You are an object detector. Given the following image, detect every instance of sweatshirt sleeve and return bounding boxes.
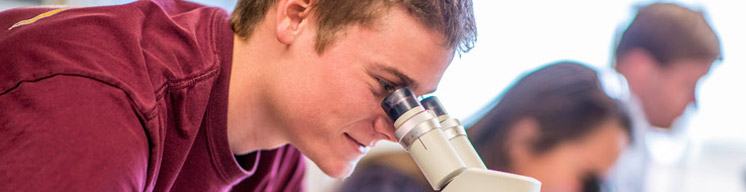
[0,75,150,191]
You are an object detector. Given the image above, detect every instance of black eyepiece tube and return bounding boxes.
[420,96,447,117]
[381,87,421,121]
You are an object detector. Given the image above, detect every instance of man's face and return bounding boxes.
[641,59,713,128]
[270,7,454,178]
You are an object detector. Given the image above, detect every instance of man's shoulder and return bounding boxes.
[0,75,151,191]
[0,2,157,91]
[0,2,150,41]
[0,1,231,114]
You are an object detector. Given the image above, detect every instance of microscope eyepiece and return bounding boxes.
[380,88,539,192]
[421,96,448,117]
[381,87,421,121]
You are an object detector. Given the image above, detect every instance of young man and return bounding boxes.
[607,3,721,192]
[0,0,476,191]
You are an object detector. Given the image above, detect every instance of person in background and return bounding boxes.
[0,0,476,191]
[607,3,721,191]
[338,62,632,192]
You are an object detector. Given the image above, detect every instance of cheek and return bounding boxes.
[518,151,582,192]
[650,77,686,118]
[330,80,381,120]
[664,81,693,116]
[310,66,369,116]
[661,76,697,111]
[530,164,582,192]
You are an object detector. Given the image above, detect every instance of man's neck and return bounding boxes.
[226,34,288,155]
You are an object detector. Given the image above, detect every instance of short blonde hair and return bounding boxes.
[230,0,477,54]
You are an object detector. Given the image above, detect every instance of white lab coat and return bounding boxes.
[599,70,651,192]
[605,94,651,192]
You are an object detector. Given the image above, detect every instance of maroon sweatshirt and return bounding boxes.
[0,1,304,191]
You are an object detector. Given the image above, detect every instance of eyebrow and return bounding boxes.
[375,64,436,95]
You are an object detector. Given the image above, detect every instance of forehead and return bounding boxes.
[366,7,455,95]
[329,6,454,96]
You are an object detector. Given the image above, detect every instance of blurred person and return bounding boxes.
[0,0,476,191]
[607,3,721,192]
[337,62,632,192]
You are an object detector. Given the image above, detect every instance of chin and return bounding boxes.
[648,114,674,128]
[316,159,357,179]
[655,117,677,129]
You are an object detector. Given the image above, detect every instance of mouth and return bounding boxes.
[344,133,370,154]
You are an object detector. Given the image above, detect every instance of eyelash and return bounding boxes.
[376,77,397,94]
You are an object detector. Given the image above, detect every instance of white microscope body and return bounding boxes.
[381,87,541,192]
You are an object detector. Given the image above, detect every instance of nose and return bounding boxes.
[692,96,698,109]
[690,90,698,109]
[373,115,397,143]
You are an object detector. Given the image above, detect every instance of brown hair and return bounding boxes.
[230,0,477,53]
[615,3,721,67]
[467,62,631,171]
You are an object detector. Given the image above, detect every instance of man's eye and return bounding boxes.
[377,77,396,93]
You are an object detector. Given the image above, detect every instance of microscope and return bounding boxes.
[381,87,541,192]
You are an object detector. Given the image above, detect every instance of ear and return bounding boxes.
[506,118,540,167]
[616,48,659,87]
[276,0,314,45]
